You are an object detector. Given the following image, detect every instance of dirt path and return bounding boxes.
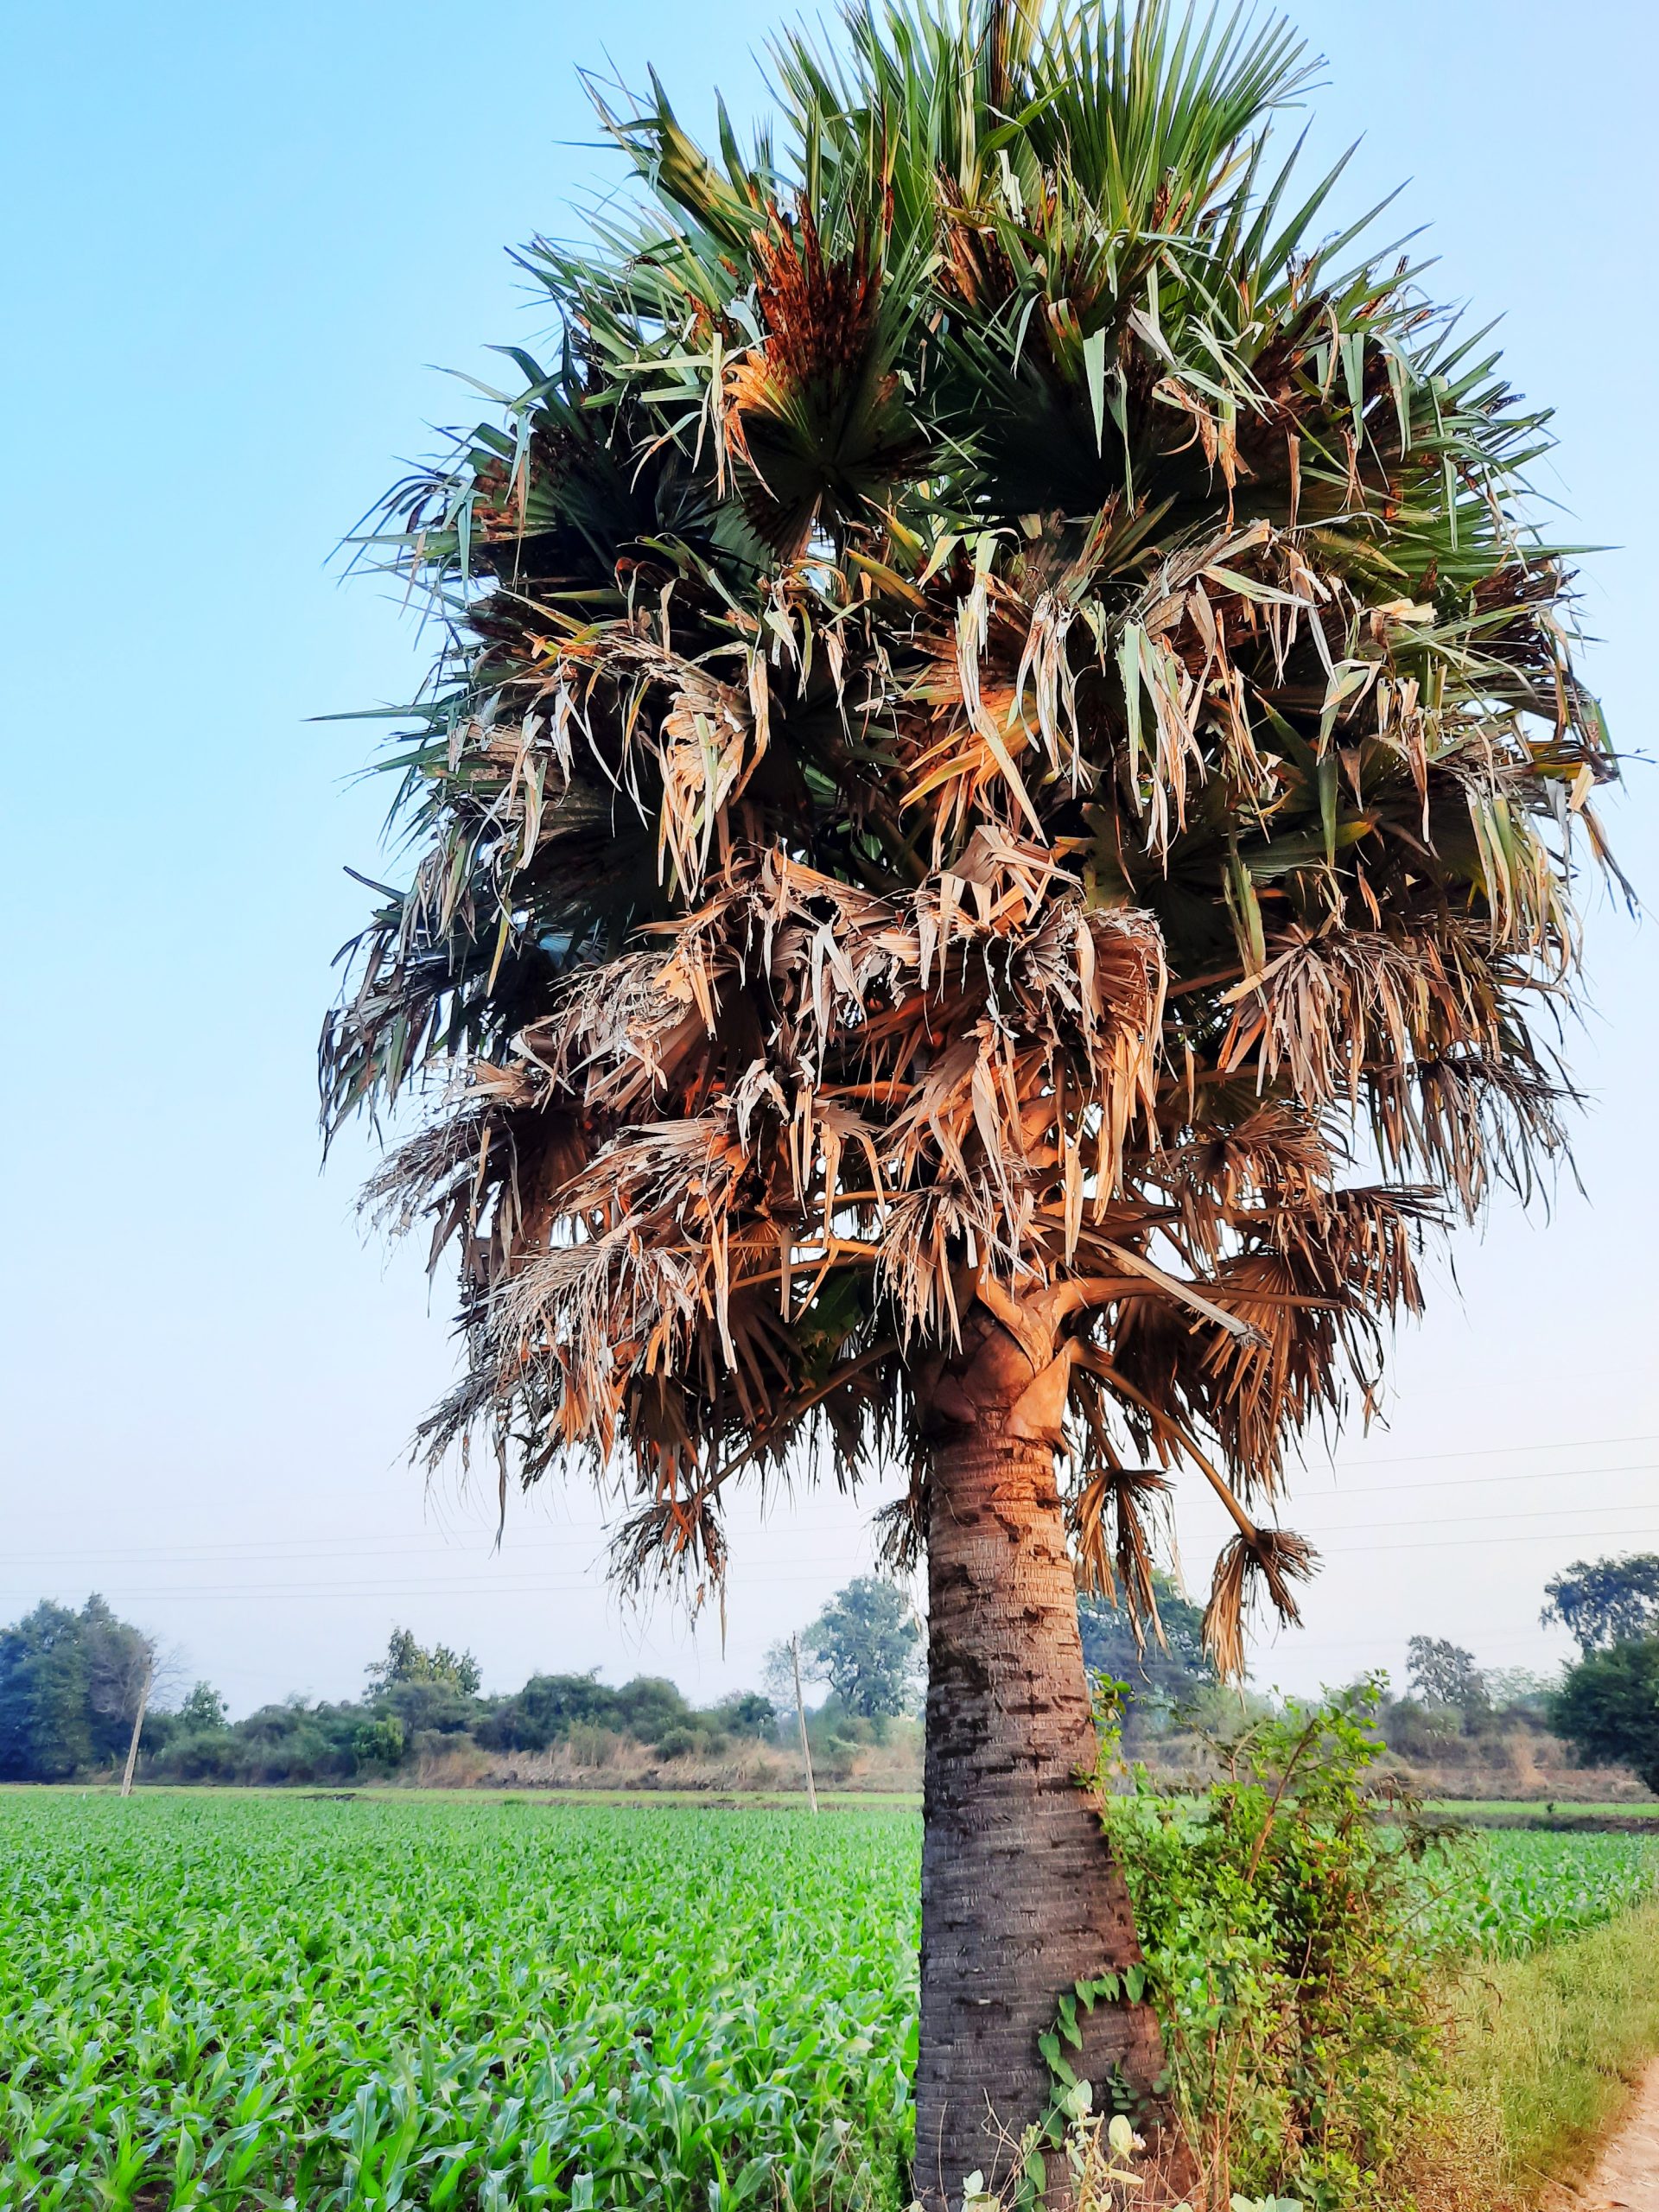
[1562,2059,1659,2209]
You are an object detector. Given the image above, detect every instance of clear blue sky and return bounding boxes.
[3,0,1656,1715]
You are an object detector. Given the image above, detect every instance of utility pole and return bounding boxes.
[119,1657,154,1799]
[790,1634,818,1815]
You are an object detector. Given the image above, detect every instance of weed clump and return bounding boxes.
[1100,1679,1450,2212]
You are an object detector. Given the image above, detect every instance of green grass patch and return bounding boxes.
[1424,1800,1659,1816]
[1409,1900,1659,2209]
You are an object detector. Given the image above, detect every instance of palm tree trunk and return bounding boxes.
[914,1420,1184,2210]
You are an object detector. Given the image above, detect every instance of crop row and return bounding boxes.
[1,1796,918,2211]
[1416,1829,1659,1958]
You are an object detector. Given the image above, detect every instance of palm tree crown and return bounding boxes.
[324,0,1617,1674]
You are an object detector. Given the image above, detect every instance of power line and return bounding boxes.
[0,1564,879,1605]
[10,1452,1657,1573]
[12,1428,1658,1551]
[1293,1458,1659,1502]
[1291,1427,1659,1473]
[1,1499,889,1569]
[7,1477,1658,1583]
[1316,1521,1659,1559]
[6,1496,1650,1591]
[1252,1628,1567,1656]
[6,1516,1659,1606]
[1292,1491,1659,1541]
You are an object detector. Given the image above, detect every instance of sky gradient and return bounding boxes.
[3,0,1656,1714]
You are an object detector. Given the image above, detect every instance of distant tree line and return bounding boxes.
[146,1630,784,1788]
[0,1582,913,1788]
[1077,1554,1659,1804]
[1078,1586,1556,1758]
[1299,1556,1659,1796]
[8,1553,1657,1793]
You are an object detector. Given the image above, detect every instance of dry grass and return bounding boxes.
[409,1730,923,1795]
[1408,1902,1659,2211]
[1381,1743,1650,1805]
[1127,1723,1646,1805]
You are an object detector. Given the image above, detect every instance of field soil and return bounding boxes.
[1451,1810,1659,1834]
[1548,2056,1659,2210]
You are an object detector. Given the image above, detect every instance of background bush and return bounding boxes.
[1103,1680,1447,2212]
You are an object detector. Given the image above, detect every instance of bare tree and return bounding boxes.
[790,1634,819,1816]
[88,1627,181,1796]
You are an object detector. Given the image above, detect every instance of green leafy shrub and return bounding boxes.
[1100,1680,1446,2212]
[350,1715,405,1774]
[1549,1637,1659,1793]
[151,1725,242,1783]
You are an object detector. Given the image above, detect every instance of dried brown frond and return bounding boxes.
[1203,1528,1319,1681]
[1070,1466,1173,1645]
[610,1483,729,1611]
[1370,1049,1575,1216]
[874,1463,930,1576]
[329,51,1618,1655]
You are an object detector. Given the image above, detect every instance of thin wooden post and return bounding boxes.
[119,1661,154,1799]
[790,1634,818,1815]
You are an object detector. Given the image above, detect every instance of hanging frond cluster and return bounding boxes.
[325,0,1618,1669]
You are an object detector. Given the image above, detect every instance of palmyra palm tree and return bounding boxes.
[323,1,1617,2199]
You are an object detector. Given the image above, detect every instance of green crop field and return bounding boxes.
[3,1794,1656,2210]
[1,1796,918,2212]
[1417,1830,1659,1957]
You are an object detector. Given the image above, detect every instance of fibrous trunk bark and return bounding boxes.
[914,1420,1185,2210]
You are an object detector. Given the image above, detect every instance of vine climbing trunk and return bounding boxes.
[914,1415,1187,2211]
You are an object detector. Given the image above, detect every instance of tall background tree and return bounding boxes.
[323,0,1616,2195]
[1079,1571,1214,1716]
[1550,1642,1659,1796]
[803,1575,922,1719]
[175,1681,229,1733]
[1542,1554,1659,1801]
[366,1628,482,1696]
[1406,1634,1491,1726]
[0,1597,163,1783]
[1541,1554,1659,1654]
